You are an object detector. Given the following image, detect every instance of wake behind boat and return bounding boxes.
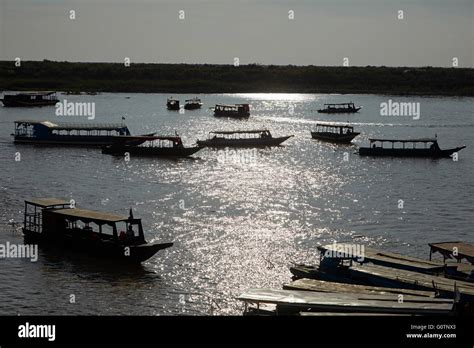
[22,198,173,263]
[311,124,360,144]
[358,138,466,158]
[102,135,201,157]
[196,130,293,148]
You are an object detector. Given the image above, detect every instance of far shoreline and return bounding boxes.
[1,61,473,97]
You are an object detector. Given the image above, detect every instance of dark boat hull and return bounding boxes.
[317,107,361,114]
[311,132,360,144]
[359,146,465,158]
[23,228,173,263]
[184,104,202,110]
[1,99,59,107]
[102,145,201,157]
[197,136,293,148]
[214,111,250,118]
[13,133,155,147]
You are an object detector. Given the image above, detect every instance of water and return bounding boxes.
[0,93,473,315]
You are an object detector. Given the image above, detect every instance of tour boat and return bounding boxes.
[317,102,361,114]
[167,98,180,110]
[196,130,293,148]
[311,124,360,143]
[1,91,59,107]
[213,104,250,118]
[184,98,203,110]
[22,198,173,263]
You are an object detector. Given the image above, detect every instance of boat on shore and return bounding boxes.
[12,120,154,146]
[317,102,361,114]
[358,138,466,158]
[102,135,201,157]
[196,130,293,148]
[167,97,180,110]
[213,104,250,118]
[22,198,173,263]
[311,124,360,143]
[184,98,203,110]
[1,91,59,107]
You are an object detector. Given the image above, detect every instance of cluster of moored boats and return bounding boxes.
[238,242,474,316]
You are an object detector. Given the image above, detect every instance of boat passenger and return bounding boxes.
[126,225,135,239]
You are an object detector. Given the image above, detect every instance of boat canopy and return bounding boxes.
[429,242,474,264]
[25,198,70,208]
[49,208,129,224]
[324,103,355,106]
[369,138,437,143]
[210,130,269,135]
[185,98,201,102]
[14,120,129,132]
[10,91,56,96]
[316,123,354,130]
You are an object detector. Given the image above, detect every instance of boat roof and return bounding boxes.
[185,98,201,102]
[49,208,129,223]
[369,138,437,143]
[210,130,269,134]
[316,123,353,129]
[429,241,474,263]
[14,120,129,131]
[25,198,70,208]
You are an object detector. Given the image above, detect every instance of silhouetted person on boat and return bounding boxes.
[127,225,135,240]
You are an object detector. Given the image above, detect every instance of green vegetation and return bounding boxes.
[1,60,473,95]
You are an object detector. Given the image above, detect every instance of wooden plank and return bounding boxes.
[237,289,453,315]
[283,278,435,298]
[430,242,474,264]
[348,264,474,299]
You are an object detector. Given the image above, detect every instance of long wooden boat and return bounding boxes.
[22,198,173,263]
[359,138,465,158]
[311,124,360,143]
[317,243,452,275]
[1,91,59,107]
[238,288,453,315]
[197,130,293,148]
[167,98,180,110]
[213,104,250,118]
[317,102,361,114]
[12,120,154,146]
[102,135,201,157]
[283,278,436,297]
[429,241,474,265]
[184,98,202,110]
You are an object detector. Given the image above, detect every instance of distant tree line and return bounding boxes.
[0,60,472,95]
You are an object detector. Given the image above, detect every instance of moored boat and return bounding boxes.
[102,135,201,157]
[12,120,153,146]
[311,124,360,143]
[317,102,361,114]
[358,138,466,158]
[196,130,293,148]
[1,91,59,107]
[184,97,203,110]
[213,104,250,118]
[167,97,180,110]
[22,198,173,263]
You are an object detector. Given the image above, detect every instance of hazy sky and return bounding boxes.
[0,0,473,67]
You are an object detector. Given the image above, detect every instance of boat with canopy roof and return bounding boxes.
[197,130,293,148]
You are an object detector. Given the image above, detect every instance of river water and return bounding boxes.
[0,92,472,315]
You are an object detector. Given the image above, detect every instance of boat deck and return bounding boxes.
[238,288,453,315]
[430,241,474,264]
[283,278,435,297]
